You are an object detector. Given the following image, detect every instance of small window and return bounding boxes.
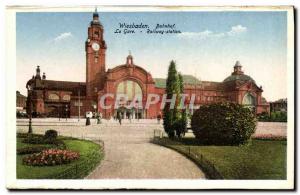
[95,56,98,63]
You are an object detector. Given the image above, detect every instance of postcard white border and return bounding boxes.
[6,5,294,190]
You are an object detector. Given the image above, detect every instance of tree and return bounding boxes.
[163,61,187,138]
[176,73,187,137]
[163,61,178,137]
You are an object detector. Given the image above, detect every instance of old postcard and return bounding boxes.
[6,6,294,189]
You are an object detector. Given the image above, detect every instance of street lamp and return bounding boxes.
[93,104,97,115]
[93,103,97,123]
[78,88,81,122]
[65,105,68,121]
[58,104,61,121]
[26,83,33,134]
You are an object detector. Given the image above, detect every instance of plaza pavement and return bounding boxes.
[16,118,287,179]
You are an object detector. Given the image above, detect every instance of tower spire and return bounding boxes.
[91,6,102,26]
[35,65,41,79]
[126,52,133,65]
[92,7,99,21]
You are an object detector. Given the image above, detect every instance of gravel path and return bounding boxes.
[86,126,205,179]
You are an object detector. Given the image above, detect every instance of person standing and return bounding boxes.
[129,112,132,123]
[100,112,102,123]
[97,112,102,124]
[157,112,162,124]
[117,112,122,125]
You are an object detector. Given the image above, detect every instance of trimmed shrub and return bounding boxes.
[22,136,45,144]
[17,146,48,155]
[17,133,43,139]
[22,136,66,149]
[22,149,80,166]
[191,102,256,145]
[44,129,58,140]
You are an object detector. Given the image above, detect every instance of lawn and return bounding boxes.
[17,136,104,179]
[154,138,286,179]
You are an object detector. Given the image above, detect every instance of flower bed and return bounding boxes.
[252,134,287,141]
[22,149,80,166]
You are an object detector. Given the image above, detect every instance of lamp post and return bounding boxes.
[78,89,81,122]
[93,103,97,123]
[26,84,33,134]
[93,104,97,114]
[65,105,68,121]
[58,104,61,121]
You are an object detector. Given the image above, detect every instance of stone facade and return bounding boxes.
[25,10,270,119]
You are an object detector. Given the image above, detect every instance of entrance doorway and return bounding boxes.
[115,107,144,119]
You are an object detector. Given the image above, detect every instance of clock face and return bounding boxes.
[92,42,100,51]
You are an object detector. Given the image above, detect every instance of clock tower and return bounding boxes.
[86,9,107,99]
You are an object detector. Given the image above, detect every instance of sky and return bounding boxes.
[16,11,287,101]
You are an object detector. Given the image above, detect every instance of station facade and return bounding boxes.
[26,11,270,119]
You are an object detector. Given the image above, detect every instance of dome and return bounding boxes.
[223,61,256,84]
[223,74,256,83]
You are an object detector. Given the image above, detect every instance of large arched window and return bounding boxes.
[242,93,256,108]
[115,80,144,119]
[116,80,142,101]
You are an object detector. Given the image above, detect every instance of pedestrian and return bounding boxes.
[86,116,91,126]
[129,112,132,123]
[157,112,162,124]
[117,112,122,125]
[96,112,102,124]
[99,112,102,124]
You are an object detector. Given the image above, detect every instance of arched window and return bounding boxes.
[115,80,144,119]
[116,80,142,101]
[242,93,256,108]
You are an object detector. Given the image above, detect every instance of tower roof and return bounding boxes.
[93,7,99,18]
[234,60,242,67]
[91,7,103,27]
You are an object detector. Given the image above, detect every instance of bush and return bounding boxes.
[22,149,80,166]
[22,136,66,149]
[17,146,48,155]
[191,103,256,145]
[257,112,270,121]
[257,111,287,122]
[17,133,43,139]
[44,130,58,140]
[22,136,45,144]
[270,111,287,122]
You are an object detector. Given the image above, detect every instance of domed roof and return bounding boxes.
[223,61,256,84]
[223,74,255,83]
